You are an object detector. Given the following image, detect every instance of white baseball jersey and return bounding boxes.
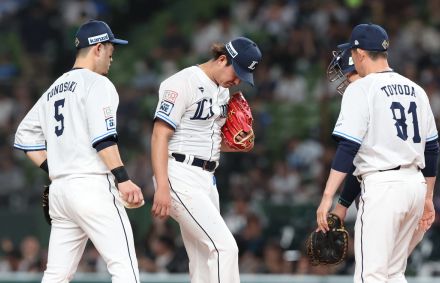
[14,68,119,179]
[333,71,438,176]
[154,66,229,162]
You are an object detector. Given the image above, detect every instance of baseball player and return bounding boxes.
[151,37,262,283]
[326,47,426,256]
[13,20,143,283]
[316,23,438,283]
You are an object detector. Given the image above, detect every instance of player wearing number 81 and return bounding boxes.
[316,23,438,283]
[13,20,143,282]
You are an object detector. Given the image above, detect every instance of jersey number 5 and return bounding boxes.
[54,99,65,137]
[390,101,421,143]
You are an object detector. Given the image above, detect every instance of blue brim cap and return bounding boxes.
[226,37,262,86]
[110,38,128,45]
[75,20,128,49]
[231,60,254,86]
[337,43,351,50]
[338,23,389,52]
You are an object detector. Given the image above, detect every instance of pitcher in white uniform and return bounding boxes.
[151,37,262,283]
[14,20,143,283]
[316,23,438,283]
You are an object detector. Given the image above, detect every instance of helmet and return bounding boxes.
[326,49,356,95]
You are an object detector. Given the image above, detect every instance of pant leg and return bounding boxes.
[354,170,425,283]
[62,176,140,283]
[387,179,425,283]
[42,181,88,283]
[168,161,240,283]
[180,223,210,283]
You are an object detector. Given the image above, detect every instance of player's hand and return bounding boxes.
[152,187,171,219]
[118,180,144,207]
[316,194,333,232]
[331,203,348,222]
[419,198,435,232]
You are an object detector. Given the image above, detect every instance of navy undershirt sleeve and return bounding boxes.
[94,135,118,152]
[338,165,361,208]
[331,138,361,173]
[422,139,439,177]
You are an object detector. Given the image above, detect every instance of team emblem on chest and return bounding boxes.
[191,98,214,120]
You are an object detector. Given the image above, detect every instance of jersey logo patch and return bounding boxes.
[106,117,116,130]
[159,100,174,116]
[163,90,178,103]
[103,107,113,118]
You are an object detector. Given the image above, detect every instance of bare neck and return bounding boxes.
[73,57,96,73]
[364,58,391,75]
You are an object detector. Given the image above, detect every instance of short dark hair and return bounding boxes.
[210,43,232,66]
[366,50,388,60]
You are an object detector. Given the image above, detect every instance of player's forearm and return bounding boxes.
[323,169,347,198]
[97,145,124,170]
[151,123,173,189]
[424,177,436,200]
[26,150,48,167]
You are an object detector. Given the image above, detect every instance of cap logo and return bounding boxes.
[75,37,80,47]
[354,40,359,45]
[248,60,258,70]
[225,42,238,58]
[88,33,110,45]
[382,39,389,49]
[348,57,354,65]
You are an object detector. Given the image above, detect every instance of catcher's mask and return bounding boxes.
[327,49,356,95]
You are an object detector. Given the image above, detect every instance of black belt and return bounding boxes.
[378,165,421,172]
[378,165,401,172]
[171,153,217,172]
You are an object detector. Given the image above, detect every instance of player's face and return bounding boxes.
[215,55,241,88]
[220,64,241,88]
[96,43,114,76]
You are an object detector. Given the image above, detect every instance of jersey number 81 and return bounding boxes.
[390,101,421,143]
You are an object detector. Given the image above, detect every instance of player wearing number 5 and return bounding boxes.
[14,20,142,282]
[316,23,438,283]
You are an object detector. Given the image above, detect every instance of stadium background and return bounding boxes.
[0,0,439,282]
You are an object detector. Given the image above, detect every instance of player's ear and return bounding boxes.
[217,55,228,66]
[94,43,105,56]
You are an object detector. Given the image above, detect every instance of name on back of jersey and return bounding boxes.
[46,81,77,101]
[380,84,416,97]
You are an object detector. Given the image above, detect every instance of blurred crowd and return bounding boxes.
[1,0,440,277]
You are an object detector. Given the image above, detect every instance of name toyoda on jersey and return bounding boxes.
[380,84,416,97]
[46,81,78,101]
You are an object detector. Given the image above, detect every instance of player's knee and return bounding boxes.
[220,238,239,258]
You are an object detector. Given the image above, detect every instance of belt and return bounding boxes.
[171,153,218,172]
[378,165,401,172]
[359,165,420,181]
[378,165,420,172]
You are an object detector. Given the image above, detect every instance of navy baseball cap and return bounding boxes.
[75,20,128,49]
[337,23,389,52]
[225,37,262,86]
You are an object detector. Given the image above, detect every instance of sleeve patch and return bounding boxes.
[106,117,116,130]
[159,100,174,116]
[103,107,113,118]
[164,90,178,103]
